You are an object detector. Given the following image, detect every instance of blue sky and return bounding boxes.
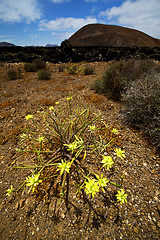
[0,0,160,46]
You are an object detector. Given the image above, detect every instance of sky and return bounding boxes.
[0,0,160,46]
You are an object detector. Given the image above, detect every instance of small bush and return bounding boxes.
[83,66,94,75]
[67,65,77,75]
[24,63,35,72]
[91,59,160,100]
[121,74,160,148]
[32,59,46,71]
[24,59,46,72]
[58,65,65,72]
[37,69,51,80]
[7,70,17,80]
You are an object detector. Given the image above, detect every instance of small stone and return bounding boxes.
[19,199,25,208]
[61,213,65,219]
[15,201,19,211]
[134,227,139,233]
[0,204,3,211]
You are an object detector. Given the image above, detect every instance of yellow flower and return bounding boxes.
[55,101,59,105]
[49,106,54,111]
[116,189,128,204]
[38,136,45,142]
[67,96,72,101]
[6,185,14,196]
[101,155,114,170]
[111,128,119,134]
[96,174,109,192]
[26,174,42,193]
[64,142,78,153]
[89,125,96,131]
[57,160,71,175]
[85,178,99,198]
[115,148,125,159]
[25,114,33,120]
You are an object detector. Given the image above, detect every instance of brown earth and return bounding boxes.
[68,24,160,47]
[0,62,160,240]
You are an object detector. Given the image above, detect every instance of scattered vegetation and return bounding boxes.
[58,63,94,76]
[37,69,51,80]
[24,63,35,72]
[8,97,127,208]
[24,59,46,72]
[83,66,94,75]
[66,63,78,75]
[7,69,17,80]
[32,59,46,71]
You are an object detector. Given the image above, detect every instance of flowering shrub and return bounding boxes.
[7,97,127,207]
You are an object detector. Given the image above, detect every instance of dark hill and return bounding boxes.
[0,42,16,47]
[68,24,160,47]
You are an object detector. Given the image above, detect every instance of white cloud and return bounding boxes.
[99,0,160,38]
[52,31,74,43]
[30,34,38,38]
[39,17,97,32]
[50,0,70,3]
[0,35,10,38]
[0,0,42,23]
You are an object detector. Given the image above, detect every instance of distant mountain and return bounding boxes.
[45,44,59,47]
[68,24,160,47]
[0,42,16,47]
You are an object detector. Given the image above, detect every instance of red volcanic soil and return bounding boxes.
[68,24,160,47]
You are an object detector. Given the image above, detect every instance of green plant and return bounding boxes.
[83,66,94,75]
[67,64,77,75]
[37,69,51,80]
[121,74,160,148]
[91,58,160,100]
[24,59,46,72]
[32,59,46,71]
[8,97,127,207]
[24,63,35,72]
[66,62,83,75]
[7,69,17,80]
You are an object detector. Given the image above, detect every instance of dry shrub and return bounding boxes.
[37,69,51,80]
[91,58,160,100]
[24,59,46,72]
[83,66,94,75]
[32,59,46,71]
[7,69,17,80]
[58,65,65,72]
[24,63,34,72]
[121,74,160,148]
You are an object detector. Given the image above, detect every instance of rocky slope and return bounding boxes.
[68,24,160,47]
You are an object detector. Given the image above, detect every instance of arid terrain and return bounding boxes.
[0,61,159,240]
